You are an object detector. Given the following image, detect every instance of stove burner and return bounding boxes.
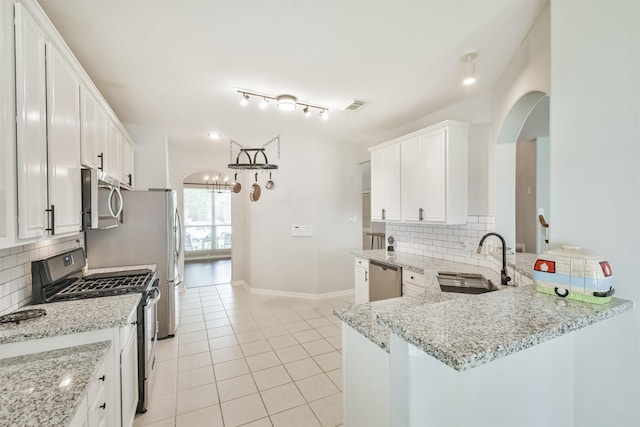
[0,308,46,324]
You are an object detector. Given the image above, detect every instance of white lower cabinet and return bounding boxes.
[119,322,138,427]
[68,394,88,427]
[354,257,369,304]
[401,270,425,297]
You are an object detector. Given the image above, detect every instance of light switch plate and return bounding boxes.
[291,224,313,237]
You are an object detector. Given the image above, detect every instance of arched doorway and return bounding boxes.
[182,169,233,287]
[496,91,550,255]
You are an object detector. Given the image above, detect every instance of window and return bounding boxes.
[183,187,232,253]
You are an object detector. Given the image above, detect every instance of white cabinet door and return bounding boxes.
[81,88,108,171]
[354,257,369,304]
[120,324,138,427]
[15,3,48,239]
[106,120,120,181]
[370,149,385,221]
[384,144,401,221]
[422,129,447,222]
[401,136,423,222]
[46,42,81,235]
[119,138,134,189]
[370,144,401,222]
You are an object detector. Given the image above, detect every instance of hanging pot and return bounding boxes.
[250,173,261,202]
[231,173,241,193]
[265,172,275,190]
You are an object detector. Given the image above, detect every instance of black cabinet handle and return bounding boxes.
[45,205,55,235]
[98,153,104,171]
[419,208,424,221]
[127,173,132,186]
[131,321,138,325]
[98,375,105,381]
[100,403,106,410]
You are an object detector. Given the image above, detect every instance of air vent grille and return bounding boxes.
[341,99,366,112]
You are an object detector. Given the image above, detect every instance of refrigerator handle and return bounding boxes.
[175,208,182,256]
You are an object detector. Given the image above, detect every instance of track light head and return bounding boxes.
[319,109,329,120]
[462,51,478,86]
[303,106,311,117]
[260,97,269,109]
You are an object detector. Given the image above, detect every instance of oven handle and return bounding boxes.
[147,279,161,306]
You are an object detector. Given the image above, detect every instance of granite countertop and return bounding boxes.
[0,341,111,427]
[338,249,633,372]
[336,286,632,372]
[0,294,141,345]
[352,249,502,286]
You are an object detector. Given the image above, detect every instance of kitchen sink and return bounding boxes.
[437,272,499,294]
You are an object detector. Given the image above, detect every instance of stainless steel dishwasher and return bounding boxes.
[369,260,402,302]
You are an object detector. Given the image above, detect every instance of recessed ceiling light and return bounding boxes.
[208,133,221,139]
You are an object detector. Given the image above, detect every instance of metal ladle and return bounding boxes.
[265,172,275,190]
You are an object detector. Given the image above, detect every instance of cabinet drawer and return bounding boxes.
[402,283,424,297]
[87,358,106,404]
[354,257,369,269]
[119,308,138,344]
[402,270,425,287]
[88,382,107,427]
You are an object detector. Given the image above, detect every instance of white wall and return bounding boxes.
[492,3,550,249]
[125,124,171,190]
[550,1,640,425]
[246,134,361,295]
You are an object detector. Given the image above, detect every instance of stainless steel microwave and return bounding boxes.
[81,168,123,229]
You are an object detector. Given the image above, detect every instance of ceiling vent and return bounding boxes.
[340,99,366,112]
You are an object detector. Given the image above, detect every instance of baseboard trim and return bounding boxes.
[247,286,354,300]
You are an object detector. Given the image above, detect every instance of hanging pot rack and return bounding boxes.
[228,135,280,170]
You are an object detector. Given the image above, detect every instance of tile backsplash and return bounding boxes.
[386,215,496,267]
[385,215,534,286]
[0,234,83,315]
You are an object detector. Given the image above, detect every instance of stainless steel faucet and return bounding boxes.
[477,232,512,286]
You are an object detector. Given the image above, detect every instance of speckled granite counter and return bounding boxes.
[0,341,110,427]
[352,249,503,286]
[336,286,632,371]
[0,294,140,345]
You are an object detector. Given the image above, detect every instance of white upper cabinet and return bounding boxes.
[371,120,469,225]
[15,4,81,239]
[370,143,401,221]
[81,87,108,171]
[106,119,121,181]
[45,42,82,235]
[119,137,135,189]
[15,3,48,239]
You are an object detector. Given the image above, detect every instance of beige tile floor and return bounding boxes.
[133,283,352,427]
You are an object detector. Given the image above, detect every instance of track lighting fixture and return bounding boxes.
[462,51,478,86]
[236,89,329,119]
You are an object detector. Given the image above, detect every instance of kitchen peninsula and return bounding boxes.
[336,250,633,427]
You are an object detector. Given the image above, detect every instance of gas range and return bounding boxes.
[38,269,154,303]
[30,247,159,414]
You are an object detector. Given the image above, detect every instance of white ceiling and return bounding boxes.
[38,0,547,148]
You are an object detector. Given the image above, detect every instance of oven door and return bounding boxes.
[145,284,160,372]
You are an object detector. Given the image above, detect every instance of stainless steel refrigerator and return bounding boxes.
[86,189,183,338]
